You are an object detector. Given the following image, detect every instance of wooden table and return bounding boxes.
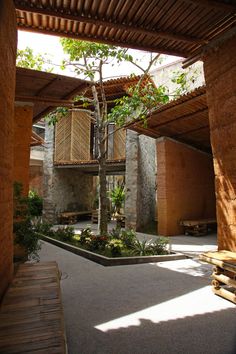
[0,262,67,353]
[199,250,236,304]
[180,218,216,236]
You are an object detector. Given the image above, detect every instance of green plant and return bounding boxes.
[28,190,43,217]
[54,226,75,242]
[106,239,123,256]
[150,237,169,255]
[80,227,93,245]
[86,235,108,251]
[120,229,136,248]
[131,239,152,256]
[110,185,125,214]
[109,226,122,239]
[13,182,41,261]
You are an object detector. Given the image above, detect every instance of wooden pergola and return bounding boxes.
[14,0,236,65]
[127,86,210,152]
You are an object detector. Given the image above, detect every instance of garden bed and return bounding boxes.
[40,234,188,266]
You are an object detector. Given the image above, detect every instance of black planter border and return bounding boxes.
[40,234,188,266]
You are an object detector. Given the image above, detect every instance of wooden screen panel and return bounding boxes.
[71,111,91,161]
[113,127,126,159]
[54,112,72,161]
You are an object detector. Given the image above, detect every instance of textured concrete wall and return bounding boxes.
[125,130,156,231]
[0,1,17,299]
[204,35,236,251]
[157,138,216,236]
[137,135,157,230]
[14,105,33,195]
[43,124,93,223]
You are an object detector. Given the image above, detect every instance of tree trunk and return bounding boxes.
[98,137,108,235]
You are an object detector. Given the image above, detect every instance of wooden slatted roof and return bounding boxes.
[15,1,236,60]
[15,67,89,123]
[127,86,211,152]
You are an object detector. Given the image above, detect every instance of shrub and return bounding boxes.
[150,237,169,255]
[120,229,136,248]
[106,239,123,256]
[28,190,43,217]
[54,226,75,242]
[80,227,93,245]
[109,227,122,239]
[86,235,108,251]
[131,239,152,256]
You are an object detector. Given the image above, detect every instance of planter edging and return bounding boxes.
[40,234,188,266]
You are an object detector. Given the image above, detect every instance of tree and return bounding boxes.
[55,40,169,235]
[17,46,53,72]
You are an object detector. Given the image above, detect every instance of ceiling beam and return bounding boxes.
[15,95,74,106]
[15,2,204,45]
[186,0,236,13]
[17,24,187,58]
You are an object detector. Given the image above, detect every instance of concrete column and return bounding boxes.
[125,130,139,229]
[0,1,17,299]
[204,35,236,251]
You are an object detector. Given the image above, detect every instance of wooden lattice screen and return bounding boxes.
[54,111,91,162]
[113,127,126,159]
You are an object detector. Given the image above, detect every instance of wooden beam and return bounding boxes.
[172,124,209,137]
[150,107,208,129]
[15,95,74,105]
[186,0,236,13]
[16,23,188,58]
[15,2,204,45]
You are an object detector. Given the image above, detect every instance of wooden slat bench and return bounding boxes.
[199,250,236,304]
[180,218,216,236]
[60,210,92,224]
[0,261,67,353]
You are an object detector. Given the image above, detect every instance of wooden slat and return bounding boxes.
[71,111,91,161]
[113,128,126,160]
[0,262,67,354]
[54,112,72,162]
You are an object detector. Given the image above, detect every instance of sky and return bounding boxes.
[17,30,180,79]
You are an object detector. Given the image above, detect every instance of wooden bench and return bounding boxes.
[180,218,216,236]
[199,250,236,304]
[0,262,67,353]
[60,210,92,224]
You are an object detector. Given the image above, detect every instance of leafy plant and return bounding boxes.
[110,185,125,215]
[109,226,122,239]
[17,46,53,72]
[106,239,123,256]
[149,237,169,255]
[13,182,41,261]
[80,227,93,245]
[53,226,75,242]
[120,229,136,248]
[28,190,43,217]
[131,239,152,256]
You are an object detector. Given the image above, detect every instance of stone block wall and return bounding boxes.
[125,130,157,231]
[157,137,216,235]
[43,124,94,223]
[0,1,17,299]
[29,164,43,196]
[204,35,236,251]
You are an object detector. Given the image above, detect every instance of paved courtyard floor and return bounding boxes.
[39,230,236,354]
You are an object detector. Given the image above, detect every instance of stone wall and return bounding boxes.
[204,35,236,251]
[125,130,156,231]
[157,137,216,236]
[0,1,17,299]
[43,124,94,223]
[29,164,43,196]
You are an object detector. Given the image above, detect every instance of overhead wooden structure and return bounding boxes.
[127,86,210,152]
[15,0,236,62]
[30,130,44,146]
[15,67,89,123]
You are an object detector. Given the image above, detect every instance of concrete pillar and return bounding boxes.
[125,130,139,229]
[0,1,17,299]
[14,104,33,195]
[204,35,236,251]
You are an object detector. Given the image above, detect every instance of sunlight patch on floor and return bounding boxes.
[156,259,212,277]
[95,286,234,332]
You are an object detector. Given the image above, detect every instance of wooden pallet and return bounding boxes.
[0,262,67,353]
[199,250,236,304]
[180,218,216,236]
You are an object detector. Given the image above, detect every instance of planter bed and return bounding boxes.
[40,234,188,266]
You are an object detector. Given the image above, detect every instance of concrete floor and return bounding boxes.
[39,231,236,354]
